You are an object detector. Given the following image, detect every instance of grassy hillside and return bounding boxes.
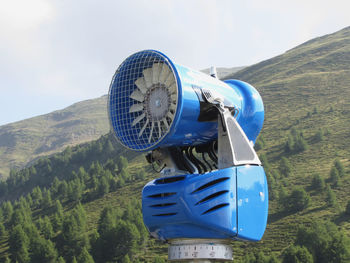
[0,96,109,178]
[225,25,350,255]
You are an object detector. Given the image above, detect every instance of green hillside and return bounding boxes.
[0,26,350,263]
[0,96,110,178]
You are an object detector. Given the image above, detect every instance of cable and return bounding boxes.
[150,152,166,173]
[185,147,202,174]
[190,146,207,173]
[202,152,212,171]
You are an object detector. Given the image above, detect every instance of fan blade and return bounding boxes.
[152,63,162,84]
[164,73,175,87]
[157,121,162,138]
[129,103,143,113]
[135,77,148,94]
[130,89,144,102]
[131,112,145,127]
[138,118,149,137]
[168,83,177,94]
[162,117,169,130]
[170,94,177,102]
[159,64,171,83]
[143,68,153,88]
[167,111,174,121]
[148,121,154,143]
[169,103,177,111]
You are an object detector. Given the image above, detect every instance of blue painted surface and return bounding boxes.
[236,165,268,241]
[142,166,268,241]
[108,50,264,151]
[142,168,237,240]
[224,80,264,144]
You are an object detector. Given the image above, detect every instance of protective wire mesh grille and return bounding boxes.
[108,50,178,151]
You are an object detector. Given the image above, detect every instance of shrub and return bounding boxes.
[311,174,325,190]
[282,245,313,263]
[287,188,310,212]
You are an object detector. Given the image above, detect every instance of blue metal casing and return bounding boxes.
[142,165,268,241]
[108,50,264,151]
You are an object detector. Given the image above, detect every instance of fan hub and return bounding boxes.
[145,84,171,121]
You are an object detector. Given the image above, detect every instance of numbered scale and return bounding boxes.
[168,239,233,261]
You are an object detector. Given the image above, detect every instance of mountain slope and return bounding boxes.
[0,96,109,178]
[226,26,350,172]
[225,25,350,248]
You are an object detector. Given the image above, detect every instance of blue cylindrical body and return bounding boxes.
[108,50,264,151]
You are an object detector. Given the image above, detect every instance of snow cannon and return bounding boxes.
[108,50,268,262]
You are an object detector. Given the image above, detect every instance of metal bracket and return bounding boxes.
[217,107,261,168]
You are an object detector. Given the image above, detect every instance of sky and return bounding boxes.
[0,0,349,126]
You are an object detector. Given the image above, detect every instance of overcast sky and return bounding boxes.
[0,0,349,126]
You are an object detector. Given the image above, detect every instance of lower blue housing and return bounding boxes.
[142,166,268,241]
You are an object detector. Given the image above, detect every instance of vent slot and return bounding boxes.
[147,192,176,198]
[155,176,185,184]
[195,190,228,205]
[150,203,176,208]
[202,203,229,215]
[153,213,177,217]
[192,177,229,194]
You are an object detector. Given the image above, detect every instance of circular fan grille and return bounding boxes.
[108,50,179,151]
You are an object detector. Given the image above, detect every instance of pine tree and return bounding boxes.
[41,216,54,239]
[77,247,94,263]
[57,256,66,263]
[118,156,129,171]
[334,159,345,177]
[279,157,292,177]
[30,237,58,263]
[314,128,324,142]
[2,201,13,221]
[311,173,325,190]
[52,200,64,232]
[97,176,110,196]
[114,220,140,260]
[43,189,53,208]
[32,186,43,207]
[97,206,116,236]
[58,180,68,199]
[329,167,340,187]
[287,188,310,212]
[326,185,337,208]
[282,245,313,263]
[295,220,349,262]
[8,225,30,263]
[122,254,131,263]
[58,204,88,260]
[278,186,288,210]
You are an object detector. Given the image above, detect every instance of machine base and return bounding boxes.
[168,239,232,262]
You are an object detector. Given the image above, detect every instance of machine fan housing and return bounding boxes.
[108,50,264,151]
